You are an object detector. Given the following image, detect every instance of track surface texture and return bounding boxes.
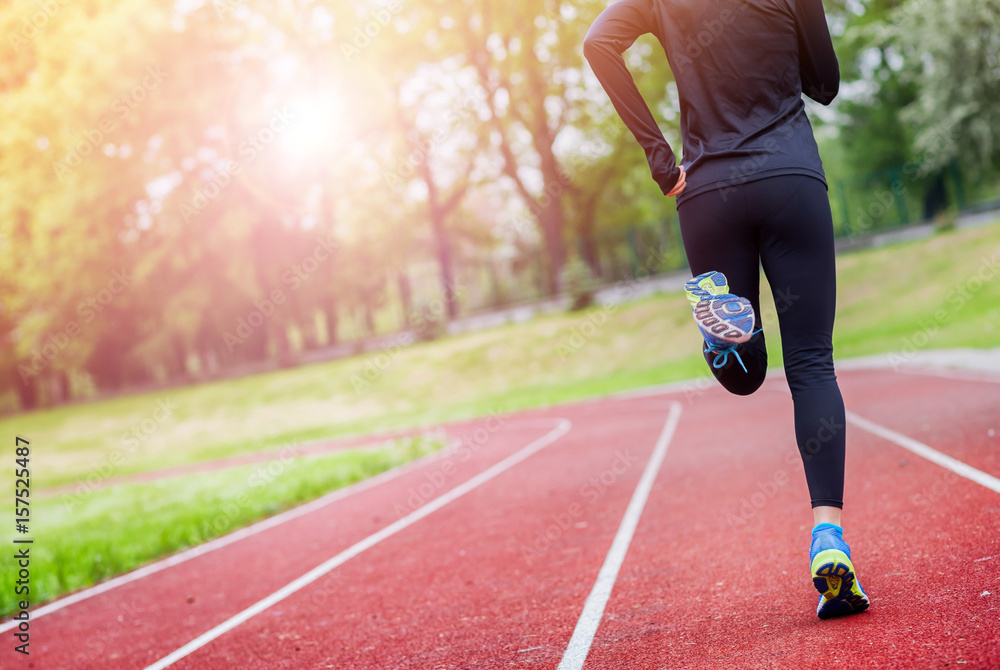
[5,366,999,669]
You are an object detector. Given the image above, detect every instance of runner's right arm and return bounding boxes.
[583,0,683,196]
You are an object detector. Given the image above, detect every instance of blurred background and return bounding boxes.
[1,0,999,620]
[2,0,998,411]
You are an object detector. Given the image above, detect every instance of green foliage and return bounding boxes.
[889,0,1000,172]
[838,0,1000,184]
[560,254,598,311]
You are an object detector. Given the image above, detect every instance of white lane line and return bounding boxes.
[847,411,1000,495]
[557,402,683,670]
[144,418,573,670]
[0,433,472,632]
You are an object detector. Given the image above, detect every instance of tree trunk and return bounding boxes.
[415,137,461,321]
[13,370,37,411]
[169,332,188,379]
[364,304,376,337]
[580,233,600,279]
[428,203,458,319]
[52,370,70,404]
[271,324,294,368]
[538,206,565,294]
[397,272,414,327]
[325,303,339,345]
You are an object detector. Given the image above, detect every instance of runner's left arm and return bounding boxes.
[795,0,840,104]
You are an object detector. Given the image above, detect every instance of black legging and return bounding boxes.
[678,175,845,509]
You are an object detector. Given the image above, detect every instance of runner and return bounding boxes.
[584,0,869,618]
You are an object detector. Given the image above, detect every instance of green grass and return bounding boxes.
[1,436,442,617]
[1,219,997,618]
[832,228,1000,356]
[753,221,1000,365]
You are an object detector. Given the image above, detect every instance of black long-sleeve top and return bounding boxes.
[583,0,840,204]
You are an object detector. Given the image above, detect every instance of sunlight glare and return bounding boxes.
[279,92,348,162]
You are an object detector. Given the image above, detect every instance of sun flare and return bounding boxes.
[278,92,348,161]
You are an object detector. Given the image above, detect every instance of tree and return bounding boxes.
[887,0,1000,174]
[453,0,620,293]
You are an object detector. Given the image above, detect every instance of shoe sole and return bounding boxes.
[685,271,728,305]
[811,549,870,619]
[692,295,754,345]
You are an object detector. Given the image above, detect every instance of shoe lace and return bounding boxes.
[707,328,763,374]
[708,344,747,373]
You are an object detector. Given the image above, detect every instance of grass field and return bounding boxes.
[2,219,998,617]
[1,436,442,617]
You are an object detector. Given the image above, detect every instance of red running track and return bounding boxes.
[3,367,999,669]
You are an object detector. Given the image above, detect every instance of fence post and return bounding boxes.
[837,182,851,236]
[488,259,504,308]
[534,251,547,297]
[626,227,641,278]
[397,271,413,328]
[948,159,967,210]
[670,216,687,270]
[659,219,671,268]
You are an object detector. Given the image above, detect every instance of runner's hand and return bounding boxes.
[666,165,686,197]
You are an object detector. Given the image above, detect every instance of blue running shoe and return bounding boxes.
[684,271,729,306]
[685,271,756,371]
[810,523,870,619]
